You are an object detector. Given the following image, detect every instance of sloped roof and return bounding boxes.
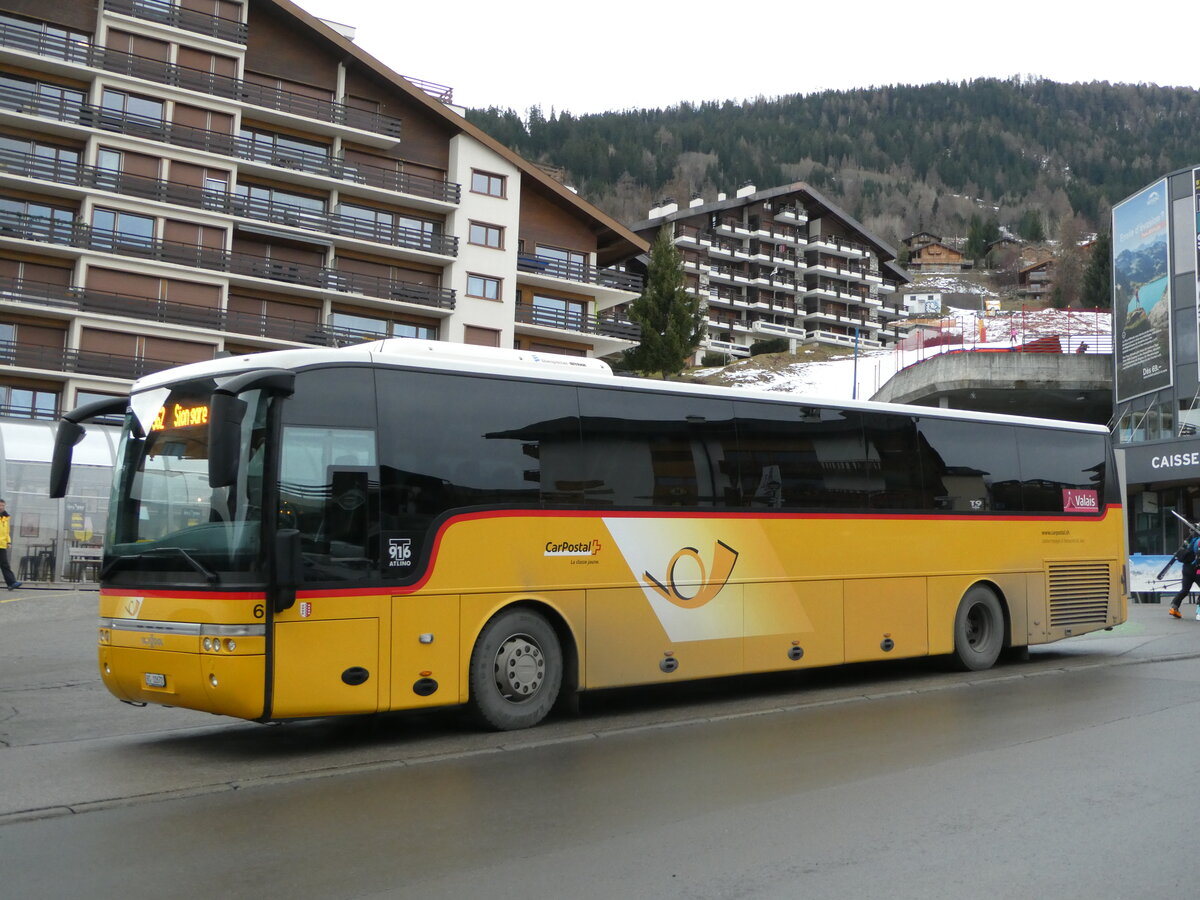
[630,181,909,280]
[266,0,648,264]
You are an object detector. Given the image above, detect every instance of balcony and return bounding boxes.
[0,86,457,203]
[231,195,457,256]
[672,223,711,247]
[516,255,643,294]
[0,275,455,350]
[807,235,869,259]
[0,149,457,257]
[805,329,882,350]
[773,205,808,225]
[0,336,189,380]
[701,339,751,358]
[104,0,248,45]
[514,303,640,340]
[0,22,401,138]
[0,211,457,310]
[751,320,805,339]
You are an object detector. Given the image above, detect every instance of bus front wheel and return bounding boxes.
[952,586,1004,671]
[468,608,562,731]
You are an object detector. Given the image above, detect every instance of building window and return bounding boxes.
[328,312,437,343]
[235,183,326,231]
[470,170,506,198]
[91,207,155,247]
[527,294,587,330]
[100,88,164,123]
[535,244,588,279]
[338,204,439,248]
[0,73,85,110]
[238,125,330,167]
[96,148,121,171]
[0,383,59,420]
[464,326,500,347]
[0,135,79,171]
[0,13,89,53]
[394,321,437,340]
[469,221,503,249]
[0,196,74,240]
[466,274,501,301]
[74,390,125,424]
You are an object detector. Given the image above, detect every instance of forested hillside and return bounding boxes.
[467,78,1200,246]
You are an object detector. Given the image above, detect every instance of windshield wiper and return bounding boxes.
[99,547,219,584]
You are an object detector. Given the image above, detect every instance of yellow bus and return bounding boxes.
[52,340,1126,730]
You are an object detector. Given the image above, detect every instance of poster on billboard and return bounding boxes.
[1195,168,1200,362]
[1112,178,1172,402]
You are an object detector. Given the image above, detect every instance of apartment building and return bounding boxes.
[0,0,648,422]
[633,183,910,359]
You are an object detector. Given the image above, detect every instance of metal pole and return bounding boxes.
[852,327,859,400]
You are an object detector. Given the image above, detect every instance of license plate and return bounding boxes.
[144,673,167,688]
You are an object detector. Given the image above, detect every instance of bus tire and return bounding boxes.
[468,608,562,731]
[952,586,1004,671]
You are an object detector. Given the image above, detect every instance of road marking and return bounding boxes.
[1,590,89,604]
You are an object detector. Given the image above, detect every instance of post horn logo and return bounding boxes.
[644,540,739,609]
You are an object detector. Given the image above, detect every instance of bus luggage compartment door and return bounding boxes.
[843,577,928,663]
[391,594,459,708]
[271,617,379,717]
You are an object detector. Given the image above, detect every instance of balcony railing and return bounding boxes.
[231,194,457,255]
[0,82,458,203]
[0,212,457,309]
[0,21,401,137]
[515,303,640,340]
[517,255,643,293]
[104,0,248,44]
[0,147,457,255]
[0,336,186,380]
[0,275,454,349]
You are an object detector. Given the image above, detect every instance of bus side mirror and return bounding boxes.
[49,397,129,499]
[208,392,247,488]
[274,528,302,611]
[207,368,295,489]
[49,421,86,499]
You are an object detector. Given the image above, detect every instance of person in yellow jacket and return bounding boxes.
[0,499,22,590]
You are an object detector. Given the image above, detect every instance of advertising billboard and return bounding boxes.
[1195,168,1200,361]
[1112,178,1172,402]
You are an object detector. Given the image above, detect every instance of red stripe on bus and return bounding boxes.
[98,504,1122,602]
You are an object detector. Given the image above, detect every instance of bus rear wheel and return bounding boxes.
[952,586,1004,671]
[468,608,562,731]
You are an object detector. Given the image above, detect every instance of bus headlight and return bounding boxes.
[203,637,212,652]
[225,639,236,652]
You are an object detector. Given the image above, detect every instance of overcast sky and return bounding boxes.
[292,0,1198,116]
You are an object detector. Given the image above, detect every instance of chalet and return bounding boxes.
[1017,259,1055,301]
[908,241,968,271]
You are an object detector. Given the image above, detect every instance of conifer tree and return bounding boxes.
[1080,229,1112,308]
[623,227,705,378]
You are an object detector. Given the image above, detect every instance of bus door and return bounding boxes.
[270,421,382,717]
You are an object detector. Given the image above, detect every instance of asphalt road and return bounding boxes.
[3,591,1200,898]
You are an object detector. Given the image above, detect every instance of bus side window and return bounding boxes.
[278,426,377,581]
[916,418,1021,512]
[577,388,736,508]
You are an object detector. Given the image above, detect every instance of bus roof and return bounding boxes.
[132,339,1108,435]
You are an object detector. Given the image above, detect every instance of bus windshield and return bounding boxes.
[105,382,271,586]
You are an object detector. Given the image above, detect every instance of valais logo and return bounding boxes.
[1063,489,1099,513]
[644,541,739,609]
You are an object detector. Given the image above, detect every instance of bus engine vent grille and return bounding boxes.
[1047,562,1111,627]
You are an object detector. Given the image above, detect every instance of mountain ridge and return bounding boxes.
[466,77,1200,246]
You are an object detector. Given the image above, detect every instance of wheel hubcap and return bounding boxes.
[966,604,992,648]
[493,634,545,703]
